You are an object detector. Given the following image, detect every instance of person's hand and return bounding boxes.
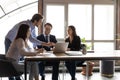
[46,42,52,46]
[41,42,56,47]
[36,48,44,53]
[46,42,56,46]
[50,42,56,46]
[51,47,55,51]
[41,42,51,46]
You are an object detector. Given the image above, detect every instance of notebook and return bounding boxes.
[65,51,83,56]
[53,42,68,53]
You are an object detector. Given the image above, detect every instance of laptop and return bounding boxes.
[53,42,68,53]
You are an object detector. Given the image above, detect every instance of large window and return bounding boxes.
[44,0,115,51]
[0,0,115,53]
[46,5,65,39]
[68,4,92,40]
[94,5,114,40]
[94,5,114,51]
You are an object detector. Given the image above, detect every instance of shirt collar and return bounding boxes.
[27,20,35,30]
[43,33,50,37]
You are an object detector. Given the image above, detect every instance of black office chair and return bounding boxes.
[0,54,23,80]
[76,44,87,67]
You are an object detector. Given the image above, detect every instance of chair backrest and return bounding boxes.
[76,44,87,67]
[0,54,23,77]
[0,54,6,59]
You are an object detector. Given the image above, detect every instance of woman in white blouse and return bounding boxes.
[6,24,43,80]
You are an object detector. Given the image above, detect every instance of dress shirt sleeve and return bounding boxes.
[29,29,43,46]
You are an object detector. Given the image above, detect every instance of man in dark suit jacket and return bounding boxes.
[37,23,60,80]
[37,34,57,51]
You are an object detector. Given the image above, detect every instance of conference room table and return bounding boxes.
[24,50,120,80]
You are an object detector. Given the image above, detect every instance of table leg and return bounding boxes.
[24,60,27,80]
[86,61,89,80]
[61,61,65,80]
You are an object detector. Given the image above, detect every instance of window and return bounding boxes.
[0,7,4,17]
[94,5,114,51]
[94,42,114,51]
[46,5,65,39]
[44,0,115,51]
[94,5,114,40]
[68,4,92,40]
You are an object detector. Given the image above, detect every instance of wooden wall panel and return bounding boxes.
[116,0,120,49]
[38,0,43,34]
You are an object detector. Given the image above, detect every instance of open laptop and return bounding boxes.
[53,42,68,53]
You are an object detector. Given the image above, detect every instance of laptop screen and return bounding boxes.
[53,42,68,53]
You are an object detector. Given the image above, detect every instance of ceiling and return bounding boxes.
[0,0,38,19]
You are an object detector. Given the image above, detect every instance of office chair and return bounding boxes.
[0,54,23,80]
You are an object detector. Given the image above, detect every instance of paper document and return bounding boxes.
[65,51,83,56]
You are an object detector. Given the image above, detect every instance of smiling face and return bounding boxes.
[44,25,52,35]
[31,14,43,27]
[67,25,77,37]
[34,19,43,27]
[67,27,73,36]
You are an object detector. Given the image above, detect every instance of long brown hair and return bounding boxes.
[15,24,30,41]
[68,25,77,37]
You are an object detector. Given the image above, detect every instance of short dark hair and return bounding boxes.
[15,24,30,41]
[31,13,43,22]
[44,23,52,28]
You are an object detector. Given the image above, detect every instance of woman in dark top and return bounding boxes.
[65,25,82,80]
[65,34,81,51]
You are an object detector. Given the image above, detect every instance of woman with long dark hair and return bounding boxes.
[65,25,81,80]
[6,24,43,80]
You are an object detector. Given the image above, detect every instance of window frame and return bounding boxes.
[43,0,116,50]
